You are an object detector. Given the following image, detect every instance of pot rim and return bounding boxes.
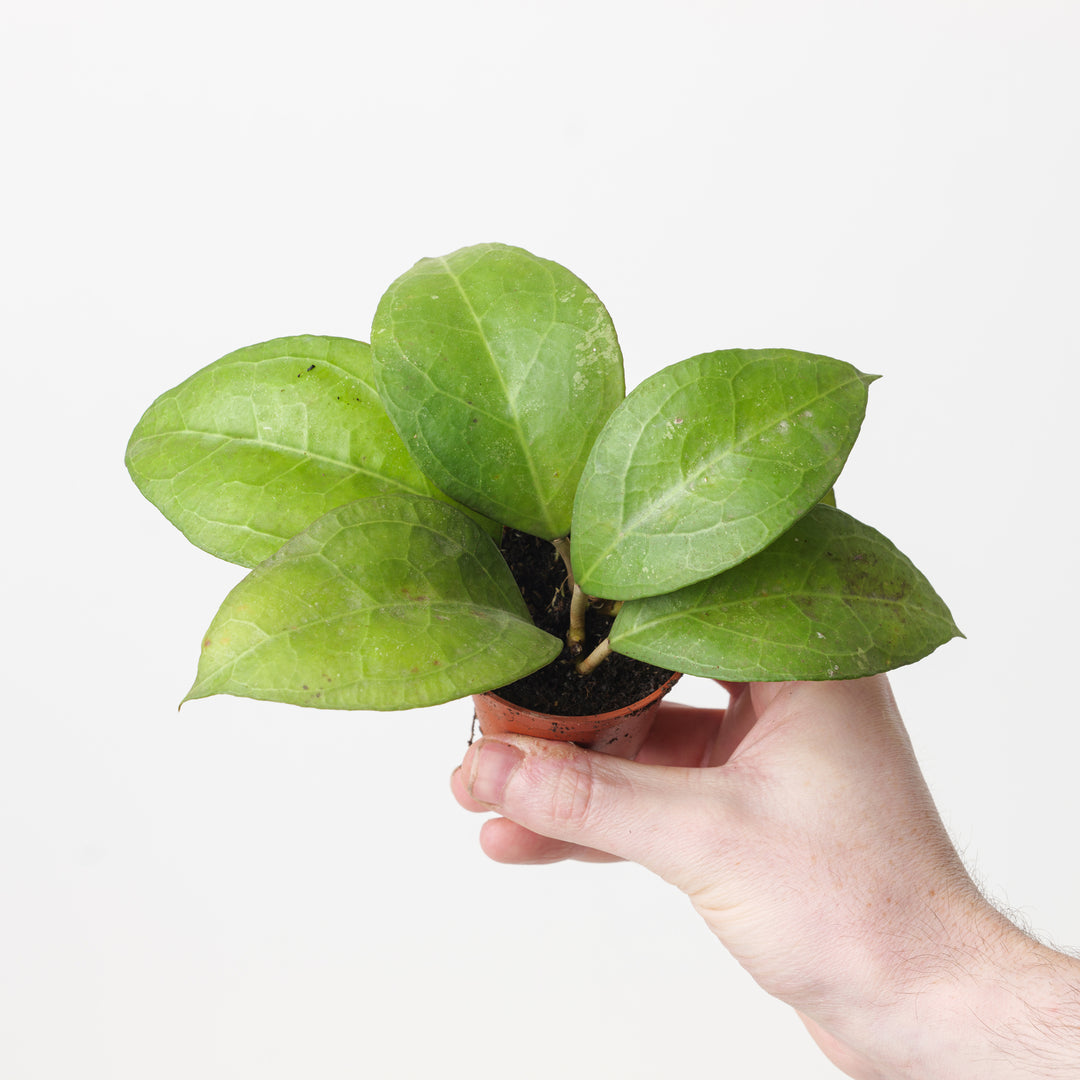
[478,669,682,725]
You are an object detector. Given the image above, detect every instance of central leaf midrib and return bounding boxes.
[585,369,862,578]
[437,257,558,537]
[619,588,941,639]
[137,428,433,495]
[194,602,541,689]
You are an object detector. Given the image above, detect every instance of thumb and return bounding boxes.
[461,734,727,889]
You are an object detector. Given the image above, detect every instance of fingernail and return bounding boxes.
[467,740,523,806]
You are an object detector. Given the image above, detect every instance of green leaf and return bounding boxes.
[609,505,961,681]
[185,495,562,711]
[371,243,625,539]
[125,335,497,568]
[572,349,876,599]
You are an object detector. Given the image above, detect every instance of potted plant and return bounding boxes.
[125,243,960,754]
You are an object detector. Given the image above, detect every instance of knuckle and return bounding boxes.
[542,755,598,832]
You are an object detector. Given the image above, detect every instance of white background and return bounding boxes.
[3,1,1079,1076]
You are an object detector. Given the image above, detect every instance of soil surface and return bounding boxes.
[494,529,674,716]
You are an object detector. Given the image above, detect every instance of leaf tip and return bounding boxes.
[180,681,209,709]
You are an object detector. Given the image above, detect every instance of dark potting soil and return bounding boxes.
[494,529,674,716]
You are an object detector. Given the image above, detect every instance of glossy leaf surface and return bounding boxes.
[572,349,875,599]
[371,243,625,539]
[610,505,961,680]
[126,336,493,568]
[185,496,562,711]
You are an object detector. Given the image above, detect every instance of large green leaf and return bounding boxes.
[185,495,562,711]
[370,243,625,539]
[571,349,875,599]
[609,505,961,680]
[125,335,495,568]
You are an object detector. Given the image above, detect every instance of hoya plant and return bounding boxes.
[125,243,960,713]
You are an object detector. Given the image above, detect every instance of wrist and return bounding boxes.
[808,902,1080,1079]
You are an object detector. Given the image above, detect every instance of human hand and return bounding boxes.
[452,677,1080,1078]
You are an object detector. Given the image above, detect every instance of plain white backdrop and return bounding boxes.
[3,1,1079,1076]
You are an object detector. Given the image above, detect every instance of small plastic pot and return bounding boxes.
[472,672,681,759]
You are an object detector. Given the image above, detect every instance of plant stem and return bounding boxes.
[576,637,612,676]
[552,536,575,590]
[567,584,588,656]
[550,536,615,674]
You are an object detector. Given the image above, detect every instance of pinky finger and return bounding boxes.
[479,816,624,865]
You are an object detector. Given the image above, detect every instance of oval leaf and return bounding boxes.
[610,505,961,680]
[572,349,876,599]
[125,335,496,568]
[371,243,625,539]
[185,496,562,711]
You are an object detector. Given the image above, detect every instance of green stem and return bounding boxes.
[576,637,612,676]
[567,584,588,656]
[552,536,575,590]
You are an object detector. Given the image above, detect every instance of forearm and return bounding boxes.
[804,911,1080,1079]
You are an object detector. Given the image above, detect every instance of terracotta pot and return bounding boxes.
[472,672,681,759]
